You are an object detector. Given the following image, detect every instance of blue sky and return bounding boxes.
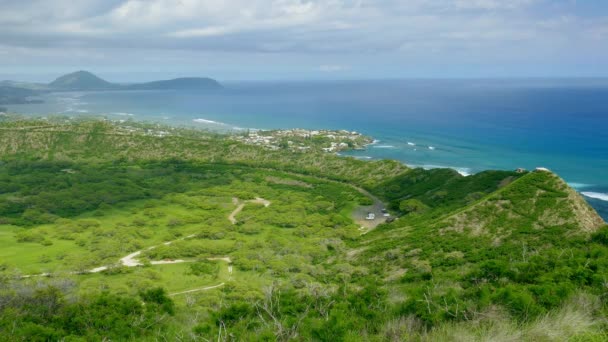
[0,0,607,81]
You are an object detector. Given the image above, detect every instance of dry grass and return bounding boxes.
[381,293,606,342]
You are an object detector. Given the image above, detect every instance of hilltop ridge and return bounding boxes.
[437,169,605,237]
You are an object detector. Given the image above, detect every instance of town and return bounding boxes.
[231,128,374,153]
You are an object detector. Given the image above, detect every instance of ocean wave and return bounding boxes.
[372,145,395,149]
[112,112,135,116]
[581,192,608,202]
[415,164,472,176]
[353,156,373,160]
[568,183,593,189]
[454,168,472,177]
[428,146,435,150]
[407,142,415,146]
[193,118,226,125]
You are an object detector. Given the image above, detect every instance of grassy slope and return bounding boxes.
[1,117,607,340]
[0,118,407,188]
[357,169,607,329]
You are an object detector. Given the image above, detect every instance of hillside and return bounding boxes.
[437,170,605,237]
[357,168,606,330]
[0,116,606,341]
[48,70,117,90]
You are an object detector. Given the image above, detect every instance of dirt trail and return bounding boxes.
[23,230,234,279]
[170,283,226,296]
[88,234,198,273]
[228,197,271,224]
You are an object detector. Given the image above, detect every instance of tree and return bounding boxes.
[399,199,429,214]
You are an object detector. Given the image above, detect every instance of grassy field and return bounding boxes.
[0,160,368,300]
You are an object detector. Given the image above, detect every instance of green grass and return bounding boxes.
[0,224,81,274]
[1,117,606,341]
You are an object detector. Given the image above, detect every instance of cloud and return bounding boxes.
[452,0,537,10]
[0,0,606,78]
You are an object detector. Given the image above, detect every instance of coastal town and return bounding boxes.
[231,128,374,153]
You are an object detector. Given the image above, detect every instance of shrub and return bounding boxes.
[399,199,429,215]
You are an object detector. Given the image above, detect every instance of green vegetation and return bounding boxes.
[0,117,606,341]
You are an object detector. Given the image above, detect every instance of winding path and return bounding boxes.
[170,283,226,296]
[228,197,271,224]
[88,234,197,273]
[21,196,254,280]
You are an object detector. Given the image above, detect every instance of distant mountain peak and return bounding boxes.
[46,71,222,91]
[49,71,114,90]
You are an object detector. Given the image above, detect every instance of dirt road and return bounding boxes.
[228,197,271,224]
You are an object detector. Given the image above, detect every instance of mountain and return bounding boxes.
[2,71,223,96]
[47,71,222,91]
[126,77,223,91]
[48,70,116,90]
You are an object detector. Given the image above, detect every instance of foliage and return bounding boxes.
[399,199,429,214]
[0,117,606,340]
[0,282,174,341]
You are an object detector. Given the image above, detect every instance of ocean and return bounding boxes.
[5,79,608,220]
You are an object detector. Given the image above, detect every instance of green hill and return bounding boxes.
[0,116,606,341]
[357,168,606,329]
[436,170,605,237]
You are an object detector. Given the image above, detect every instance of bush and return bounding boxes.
[399,199,429,214]
[591,226,608,245]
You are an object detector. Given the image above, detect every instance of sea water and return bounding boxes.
[6,79,608,220]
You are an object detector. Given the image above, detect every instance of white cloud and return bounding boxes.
[318,64,350,72]
[453,0,537,10]
[0,0,606,77]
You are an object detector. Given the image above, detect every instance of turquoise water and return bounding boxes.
[6,79,608,220]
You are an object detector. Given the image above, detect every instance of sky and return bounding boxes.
[0,0,607,81]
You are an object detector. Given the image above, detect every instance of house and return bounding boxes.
[515,168,526,173]
[365,212,375,220]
